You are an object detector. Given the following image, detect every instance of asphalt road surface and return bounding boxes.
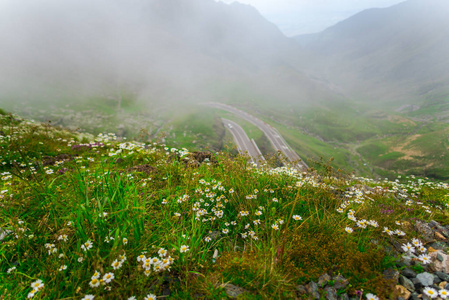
[205,102,308,170]
[222,118,265,166]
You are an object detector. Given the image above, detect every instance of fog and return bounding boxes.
[0,0,309,110]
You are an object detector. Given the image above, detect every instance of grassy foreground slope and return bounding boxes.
[1,111,449,299]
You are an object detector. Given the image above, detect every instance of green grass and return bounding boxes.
[1,112,449,299]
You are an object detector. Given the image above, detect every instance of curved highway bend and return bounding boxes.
[222,118,265,166]
[204,102,308,170]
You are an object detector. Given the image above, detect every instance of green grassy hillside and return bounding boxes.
[1,111,449,299]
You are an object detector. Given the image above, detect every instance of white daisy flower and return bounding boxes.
[439,289,449,299]
[92,270,101,279]
[144,294,157,300]
[158,248,167,257]
[102,272,114,283]
[58,265,67,271]
[89,278,100,288]
[30,279,44,291]
[81,240,93,252]
[418,254,432,264]
[111,259,123,270]
[366,293,379,300]
[292,215,302,221]
[423,287,438,299]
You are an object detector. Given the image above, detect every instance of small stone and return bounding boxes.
[438,281,447,289]
[445,283,449,290]
[401,268,417,279]
[412,278,423,290]
[223,284,248,299]
[296,285,307,295]
[305,281,320,299]
[338,293,349,300]
[401,256,413,266]
[399,275,415,292]
[396,285,411,300]
[429,220,449,238]
[435,232,447,240]
[324,287,338,300]
[318,273,331,288]
[428,247,438,253]
[429,251,449,273]
[416,272,434,286]
[333,275,349,290]
[384,268,400,282]
[415,221,435,241]
[430,242,446,250]
[410,293,420,300]
[433,274,442,285]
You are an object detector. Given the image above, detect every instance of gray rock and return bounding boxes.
[446,283,449,290]
[411,278,423,290]
[223,284,248,299]
[324,287,338,300]
[397,297,405,300]
[383,268,400,282]
[433,274,442,285]
[399,275,415,292]
[416,272,434,286]
[401,256,413,266]
[401,268,417,279]
[338,293,349,300]
[306,282,320,299]
[390,239,405,253]
[429,220,449,238]
[415,221,435,241]
[318,273,331,288]
[430,242,446,250]
[437,252,445,262]
[333,275,349,290]
[296,285,307,295]
[410,292,420,300]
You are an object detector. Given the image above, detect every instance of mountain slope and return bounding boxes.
[294,0,449,104]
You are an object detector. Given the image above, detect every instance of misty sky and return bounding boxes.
[218,0,405,36]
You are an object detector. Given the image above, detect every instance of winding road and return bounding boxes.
[204,102,308,170]
[222,118,265,166]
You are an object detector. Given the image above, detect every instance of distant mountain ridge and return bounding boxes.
[294,0,449,103]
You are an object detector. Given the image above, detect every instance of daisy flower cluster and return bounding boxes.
[423,286,449,299]
[139,250,174,276]
[28,279,44,299]
[401,238,431,264]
